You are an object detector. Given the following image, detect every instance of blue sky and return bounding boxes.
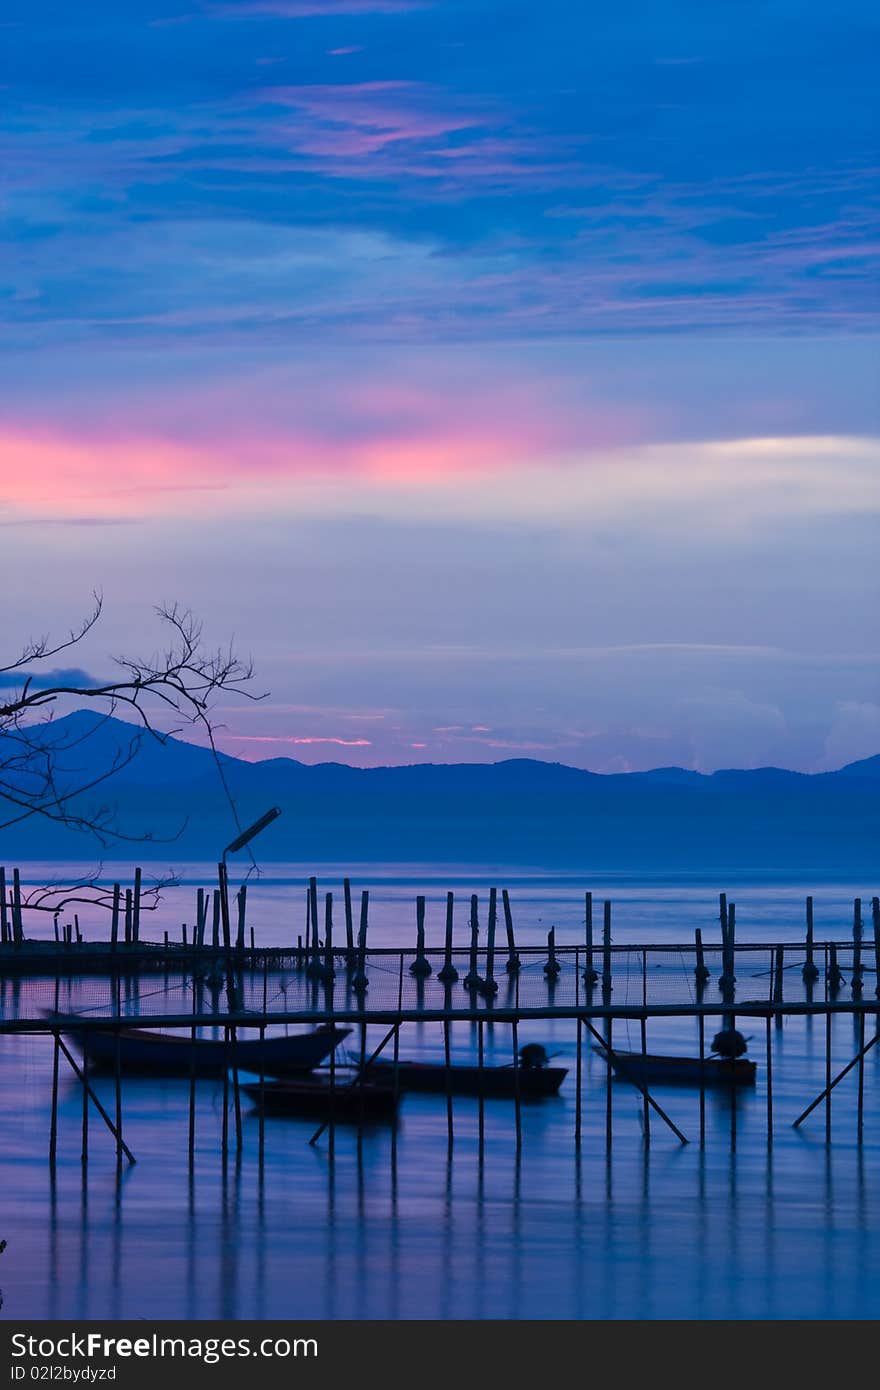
[1,1,878,770]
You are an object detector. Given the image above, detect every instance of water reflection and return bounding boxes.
[3,990,880,1319]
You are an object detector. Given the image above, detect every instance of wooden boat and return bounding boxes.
[595,1046,756,1087]
[370,1059,567,1098]
[52,1021,351,1078]
[242,1076,398,1121]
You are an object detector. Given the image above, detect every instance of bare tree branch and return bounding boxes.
[0,599,263,845]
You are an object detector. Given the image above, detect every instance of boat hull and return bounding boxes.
[371,1060,567,1098]
[242,1078,398,1121]
[57,1024,351,1078]
[600,1048,756,1087]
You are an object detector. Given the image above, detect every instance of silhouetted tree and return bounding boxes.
[0,594,258,847]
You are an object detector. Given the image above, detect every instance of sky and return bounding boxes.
[1,0,878,772]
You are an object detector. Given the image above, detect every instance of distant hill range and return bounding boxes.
[1,710,877,876]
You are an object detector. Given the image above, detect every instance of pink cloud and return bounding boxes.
[232,734,372,746]
[260,81,485,156]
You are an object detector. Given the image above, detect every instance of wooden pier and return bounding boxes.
[1,868,878,1166]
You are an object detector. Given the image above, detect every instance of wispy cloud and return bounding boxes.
[232,733,372,745]
[214,0,426,15]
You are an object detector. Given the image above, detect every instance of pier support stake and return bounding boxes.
[582,1017,688,1146]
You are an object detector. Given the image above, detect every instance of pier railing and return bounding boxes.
[1,940,877,1026]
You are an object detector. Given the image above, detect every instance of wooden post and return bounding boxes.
[602,900,612,994]
[487,888,498,979]
[444,1019,454,1154]
[352,890,369,993]
[773,945,785,1006]
[438,891,458,984]
[575,1017,583,1147]
[114,1025,123,1168]
[324,892,336,980]
[583,890,597,983]
[640,1014,650,1144]
[828,943,843,994]
[196,888,206,948]
[81,1044,89,1164]
[258,1021,266,1165]
[259,958,268,1163]
[188,972,197,1166]
[328,999,336,1160]
[512,1018,522,1153]
[481,888,498,994]
[110,883,120,952]
[825,1007,832,1144]
[212,890,220,949]
[343,878,354,957]
[873,898,880,999]
[12,868,23,946]
[852,897,863,993]
[221,1025,230,1160]
[308,876,319,975]
[698,1014,706,1147]
[218,863,242,1152]
[766,1014,773,1147]
[49,1032,60,1163]
[132,867,141,943]
[0,867,7,944]
[464,895,482,989]
[857,1009,865,1143]
[500,889,519,975]
[720,901,736,996]
[236,883,247,952]
[477,1019,485,1159]
[410,895,432,976]
[124,889,132,946]
[544,926,560,979]
[695,927,710,982]
[804,895,819,980]
[605,1016,613,1148]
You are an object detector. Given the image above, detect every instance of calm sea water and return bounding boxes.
[1,864,879,1320]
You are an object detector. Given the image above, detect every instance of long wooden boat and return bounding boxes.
[370,1059,567,1098]
[242,1076,398,1121]
[52,1021,351,1078]
[596,1046,756,1087]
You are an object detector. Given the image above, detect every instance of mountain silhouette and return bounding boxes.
[0,709,877,876]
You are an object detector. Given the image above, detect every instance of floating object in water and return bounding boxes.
[711,1028,748,1059]
[594,1046,756,1087]
[371,1052,566,1098]
[242,1076,398,1121]
[50,1020,350,1078]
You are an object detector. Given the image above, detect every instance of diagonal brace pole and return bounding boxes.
[56,1034,136,1165]
[581,1016,688,1145]
[308,1024,398,1146]
[792,1026,880,1129]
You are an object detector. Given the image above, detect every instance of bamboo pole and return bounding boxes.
[444,1019,454,1154]
[410,895,432,976]
[12,868,23,947]
[110,883,120,952]
[502,889,519,975]
[803,895,819,980]
[439,891,458,984]
[583,890,597,983]
[132,867,141,943]
[343,878,354,958]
